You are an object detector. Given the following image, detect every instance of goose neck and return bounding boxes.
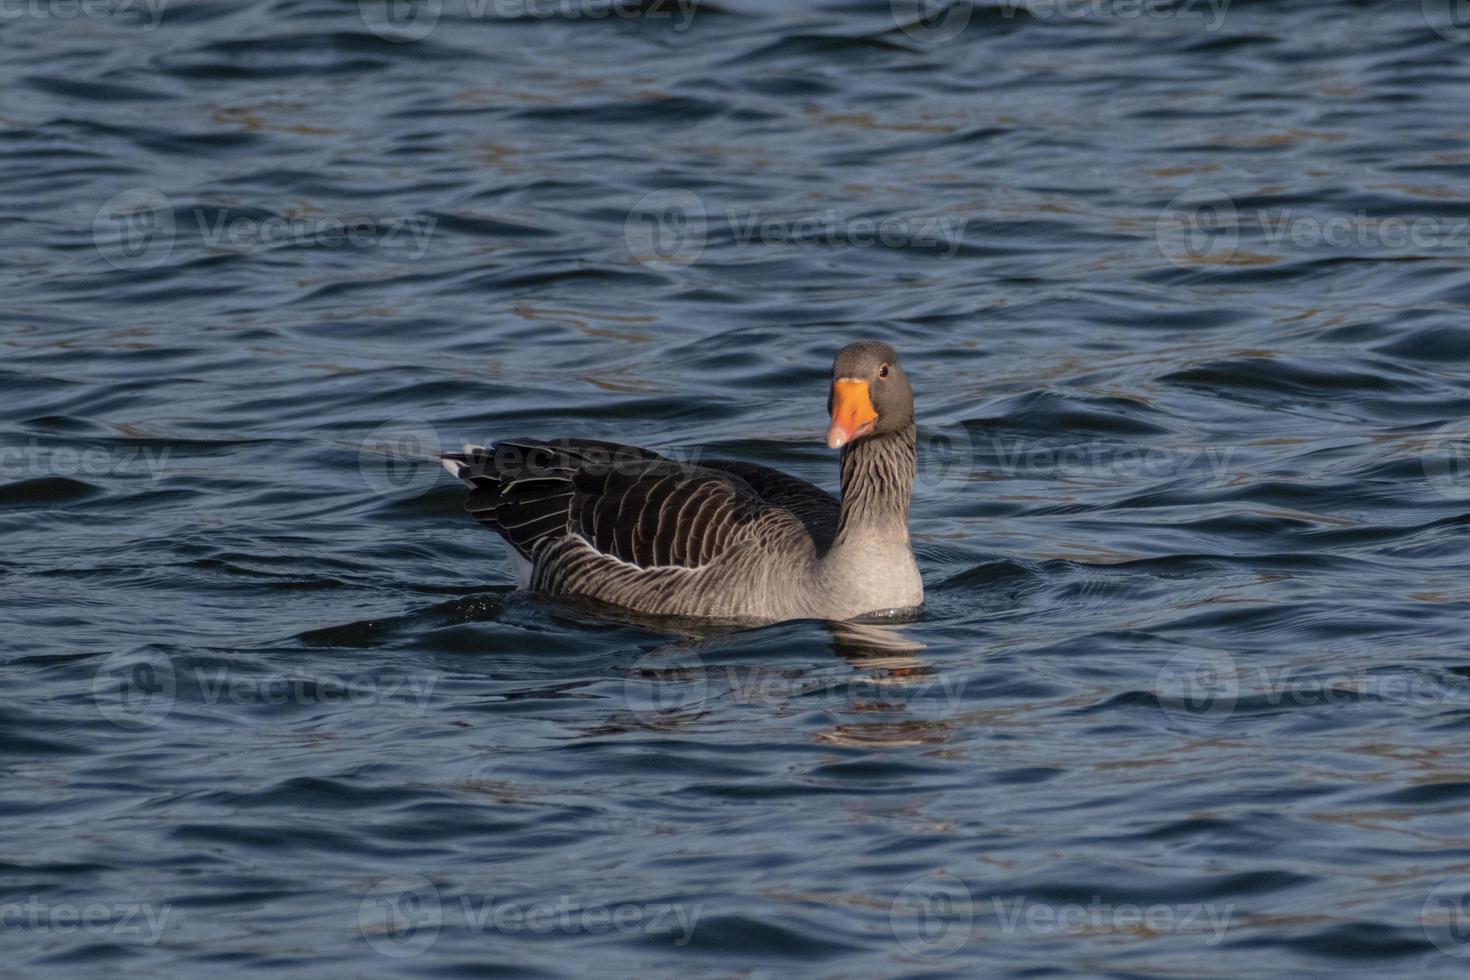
[835,422,915,543]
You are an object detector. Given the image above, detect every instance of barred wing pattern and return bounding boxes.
[695,459,839,556]
[441,439,832,616]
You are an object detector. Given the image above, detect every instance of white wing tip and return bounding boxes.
[441,457,466,479]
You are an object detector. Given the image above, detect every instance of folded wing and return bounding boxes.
[441,438,833,573]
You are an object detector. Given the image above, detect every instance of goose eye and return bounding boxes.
[878,363,890,379]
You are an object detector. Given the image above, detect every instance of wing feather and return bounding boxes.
[443,439,823,576]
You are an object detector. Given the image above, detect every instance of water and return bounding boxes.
[6,0,1470,974]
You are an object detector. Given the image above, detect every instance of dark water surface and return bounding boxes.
[7,0,1470,975]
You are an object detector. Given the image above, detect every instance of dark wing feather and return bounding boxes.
[442,439,810,571]
[441,438,668,561]
[696,460,838,554]
[569,457,766,569]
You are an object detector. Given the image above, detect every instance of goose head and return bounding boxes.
[826,341,914,450]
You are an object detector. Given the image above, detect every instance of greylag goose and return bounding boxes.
[440,342,922,622]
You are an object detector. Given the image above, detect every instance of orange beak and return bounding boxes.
[827,379,878,449]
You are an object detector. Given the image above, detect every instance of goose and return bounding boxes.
[439,341,922,622]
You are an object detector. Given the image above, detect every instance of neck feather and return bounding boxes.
[836,422,915,543]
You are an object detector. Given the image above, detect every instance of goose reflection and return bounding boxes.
[826,618,925,662]
[817,619,957,748]
[601,617,955,747]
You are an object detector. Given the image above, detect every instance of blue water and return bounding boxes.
[6,0,1470,975]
